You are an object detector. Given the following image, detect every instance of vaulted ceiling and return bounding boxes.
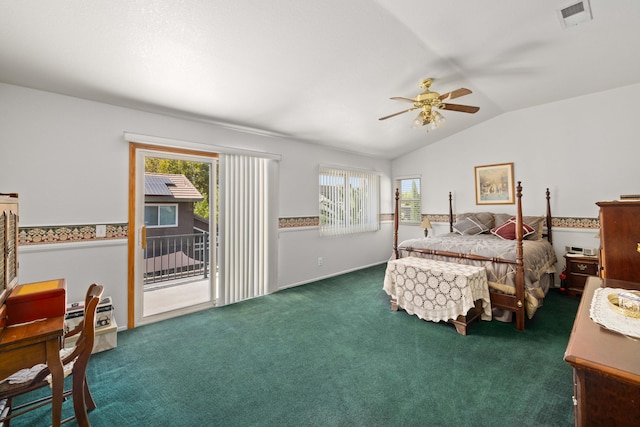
[1,1,639,159]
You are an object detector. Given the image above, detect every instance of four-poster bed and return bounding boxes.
[386,182,556,331]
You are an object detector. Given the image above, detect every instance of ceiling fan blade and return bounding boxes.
[440,103,480,114]
[439,88,472,101]
[379,107,418,121]
[390,96,417,103]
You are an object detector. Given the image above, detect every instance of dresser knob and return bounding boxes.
[577,263,588,271]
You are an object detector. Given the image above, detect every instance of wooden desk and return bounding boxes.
[564,277,640,427]
[0,315,65,427]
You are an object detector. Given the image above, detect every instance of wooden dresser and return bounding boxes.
[596,201,640,282]
[564,276,640,427]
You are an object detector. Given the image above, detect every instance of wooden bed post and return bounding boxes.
[545,188,553,244]
[515,181,526,331]
[394,188,399,259]
[448,192,453,233]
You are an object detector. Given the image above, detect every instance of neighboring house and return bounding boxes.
[144,172,204,237]
[144,173,208,280]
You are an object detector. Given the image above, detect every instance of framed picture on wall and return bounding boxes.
[474,162,515,205]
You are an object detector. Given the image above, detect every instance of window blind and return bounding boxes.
[319,167,380,236]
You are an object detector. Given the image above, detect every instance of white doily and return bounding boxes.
[590,287,640,339]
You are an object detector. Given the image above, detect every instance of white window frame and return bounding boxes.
[395,177,422,225]
[319,166,380,236]
[144,203,179,228]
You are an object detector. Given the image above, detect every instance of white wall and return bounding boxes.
[392,83,640,277]
[4,81,637,327]
[0,83,392,329]
[277,140,393,287]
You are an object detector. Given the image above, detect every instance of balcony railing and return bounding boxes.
[144,232,210,285]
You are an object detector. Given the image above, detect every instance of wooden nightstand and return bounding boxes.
[563,254,599,297]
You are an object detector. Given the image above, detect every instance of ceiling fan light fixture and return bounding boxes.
[379,78,477,131]
[433,110,445,126]
[412,110,446,132]
[426,111,445,132]
[412,111,426,128]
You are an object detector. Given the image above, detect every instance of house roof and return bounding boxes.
[1,1,639,158]
[145,173,203,202]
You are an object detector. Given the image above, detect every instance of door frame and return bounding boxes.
[128,142,218,329]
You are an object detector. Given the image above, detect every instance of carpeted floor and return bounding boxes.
[12,263,580,426]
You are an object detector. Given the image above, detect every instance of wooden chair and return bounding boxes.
[0,283,104,427]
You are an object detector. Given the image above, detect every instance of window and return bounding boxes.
[319,167,380,236]
[144,204,178,227]
[396,177,421,224]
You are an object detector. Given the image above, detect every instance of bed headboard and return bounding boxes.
[446,186,553,244]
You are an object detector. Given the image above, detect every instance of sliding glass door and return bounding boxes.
[129,144,218,327]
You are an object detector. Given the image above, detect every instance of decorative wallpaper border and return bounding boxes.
[19,224,128,245]
[279,217,319,228]
[278,214,395,229]
[379,213,394,222]
[279,215,601,230]
[551,217,599,229]
[422,214,451,223]
[18,215,599,246]
[422,215,600,229]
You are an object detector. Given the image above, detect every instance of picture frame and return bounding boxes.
[474,162,515,205]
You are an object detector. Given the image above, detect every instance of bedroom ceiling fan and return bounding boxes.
[379,78,479,131]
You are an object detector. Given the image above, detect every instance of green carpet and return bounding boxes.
[12,263,580,426]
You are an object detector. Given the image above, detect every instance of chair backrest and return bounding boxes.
[62,284,104,366]
[5,283,106,391]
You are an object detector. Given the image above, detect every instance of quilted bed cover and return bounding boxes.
[395,233,557,319]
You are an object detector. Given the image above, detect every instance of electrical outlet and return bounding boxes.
[317,257,323,266]
[96,224,107,238]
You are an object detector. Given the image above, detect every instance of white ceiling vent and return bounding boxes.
[558,1,593,28]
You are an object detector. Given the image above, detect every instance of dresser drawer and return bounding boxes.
[568,273,590,290]
[568,259,599,276]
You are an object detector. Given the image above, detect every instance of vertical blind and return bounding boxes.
[319,166,380,236]
[219,154,278,305]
